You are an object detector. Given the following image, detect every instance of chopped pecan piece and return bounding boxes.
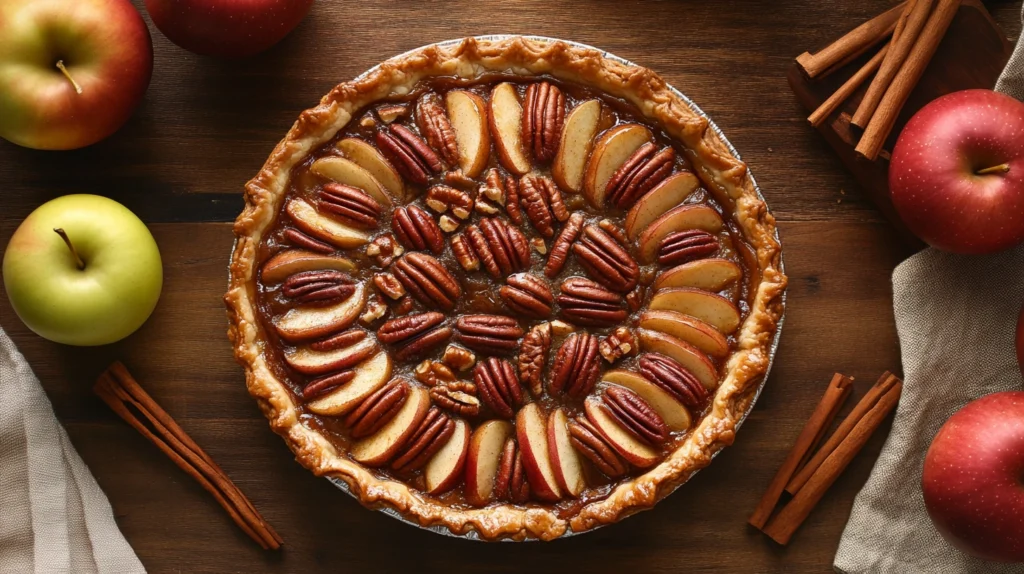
[392,205,444,254]
[282,270,356,305]
[375,124,443,186]
[474,357,524,419]
[605,143,676,209]
[391,407,455,472]
[414,359,456,387]
[455,315,524,355]
[441,344,476,372]
[283,228,335,254]
[568,416,627,478]
[549,332,601,398]
[373,272,405,300]
[425,184,473,220]
[377,312,452,360]
[639,353,709,409]
[556,277,628,327]
[545,212,584,278]
[344,379,409,438]
[366,234,402,267]
[599,327,637,363]
[450,234,480,272]
[494,437,530,503]
[415,92,459,165]
[392,252,461,311]
[522,81,566,164]
[573,224,640,293]
[318,182,382,228]
[658,230,719,266]
[519,174,568,237]
[430,381,481,417]
[376,104,408,124]
[456,218,530,279]
[518,322,551,397]
[602,386,669,445]
[301,370,356,400]
[499,273,554,318]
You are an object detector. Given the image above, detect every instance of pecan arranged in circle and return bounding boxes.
[283,228,334,254]
[549,332,601,398]
[556,277,628,327]
[494,437,530,503]
[302,369,356,400]
[454,218,530,278]
[474,357,525,419]
[573,224,640,293]
[519,174,569,238]
[430,381,481,417]
[545,212,584,278]
[392,252,461,311]
[499,273,554,318]
[522,81,566,164]
[602,386,669,445]
[425,184,473,220]
[318,182,382,228]
[344,379,408,438]
[568,416,627,478]
[391,406,455,472]
[639,353,709,409]
[375,124,443,186]
[658,229,719,266]
[455,314,524,355]
[282,271,356,305]
[518,322,551,397]
[415,92,459,166]
[605,143,676,209]
[377,312,452,361]
[392,205,444,254]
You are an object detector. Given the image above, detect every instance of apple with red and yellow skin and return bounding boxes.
[0,0,153,150]
[144,0,315,58]
[3,195,163,346]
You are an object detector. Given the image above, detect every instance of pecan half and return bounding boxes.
[375,124,443,186]
[499,273,554,318]
[605,143,676,209]
[456,218,530,279]
[392,205,444,254]
[549,332,601,398]
[282,271,356,305]
[450,234,480,272]
[283,228,334,254]
[639,353,709,409]
[415,92,459,165]
[309,328,367,352]
[318,182,382,228]
[545,212,584,278]
[301,369,356,400]
[599,327,637,363]
[504,175,524,225]
[344,379,408,438]
[519,174,568,237]
[573,224,640,293]
[430,381,481,417]
[568,416,627,478]
[522,81,566,164]
[473,357,524,419]
[602,386,669,445]
[556,277,628,327]
[494,437,530,503]
[377,312,452,360]
[455,314,524,355]
[392,252,461,311]
[391,407,455,472]
[425,185,473,220]
[658,229,719,266]
[518,322,551,397]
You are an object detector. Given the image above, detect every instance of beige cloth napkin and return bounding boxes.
[0,327,145,574]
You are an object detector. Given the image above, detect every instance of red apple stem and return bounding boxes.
[975,163,1010,176]
[53,228,86,270]
[55,60,83,95]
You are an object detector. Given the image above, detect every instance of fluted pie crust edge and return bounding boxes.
[225,36,787,541]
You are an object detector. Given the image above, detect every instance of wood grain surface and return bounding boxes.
[0,1,1020,572]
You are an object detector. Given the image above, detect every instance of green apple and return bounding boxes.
[3,195,162,346]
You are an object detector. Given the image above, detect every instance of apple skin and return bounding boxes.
[1017,304,1024,380]
[921,391,1024,562]
[3,195,163,346]
[890,90,1024,254]
[145,0,314,58]
[0,0,153,150]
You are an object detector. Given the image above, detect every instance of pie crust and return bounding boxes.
[225,36,786,541]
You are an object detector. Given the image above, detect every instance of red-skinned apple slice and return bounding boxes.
[286,198,371,249]
[488,83,531,175]
[582,123,652,207]
[547,408,585,497]
[637,204,724,264]
[638,310,730,359]
[446,90,490,178]
[273,282,366,342]
[552,99,601,193]
[653,258,742,292]
[601,370,692,431]
[425,419,470,495]
[649,288,741,334]
[350,384,429,466]
[624,171,701,240]
[336,138,405,201]
[464,420,514,506]
[516,402,563,501]
[637,328,718,390]
[306,351,392,416]
[284,336,376,376]
[583,397,660,468]
[261,249,355,284]
[310,156,393,207]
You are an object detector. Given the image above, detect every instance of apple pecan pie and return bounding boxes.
[226,36,786,541]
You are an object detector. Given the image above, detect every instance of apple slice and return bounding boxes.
[636,204,724,264]
[547,408,585,497]
[286,198,370,249]
[464,420,514,506]
[273,282,366,342]
[306,351,392,416]
[351,384,430,466]
[487,83,531,175]
[284,336,377,376]
[638,310,730,359]
[624,172,701,240]
[552,99,601,193]
[516,403,563,501]
[637,329,718,390]
[583,397,660,468]
[649,288,741,334]
[653,258,742,292]
[582,123,652,207]
[336,138,405,201]
[310,156,393,207]
[446,90,490,178]
[601,370,692,431]
[425,419,470,495]
[261,249,355,284]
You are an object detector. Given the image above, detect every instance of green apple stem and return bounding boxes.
[54,228,86,270]
[976,163,1010,175]
[55,60,83,95]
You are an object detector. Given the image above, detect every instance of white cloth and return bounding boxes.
[0,327,145,574]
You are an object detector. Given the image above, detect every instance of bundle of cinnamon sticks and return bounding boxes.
[749,372,903,544]
[799,0,962,160]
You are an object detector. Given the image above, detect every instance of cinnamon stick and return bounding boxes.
[855,0,961,160]
[808,43,890,127]
[748,374,853,529]
[795,2,906,79]
[94,362,283,550]
[762,377,904,545]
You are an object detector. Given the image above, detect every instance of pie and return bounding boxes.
[225,36,786,541]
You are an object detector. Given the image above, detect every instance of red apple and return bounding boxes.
[145,0,314,58]
[890,90,1024,254]
[0,0,153,150]
[922,391,1024,562]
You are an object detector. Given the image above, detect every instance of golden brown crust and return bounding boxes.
[225,36,786,541]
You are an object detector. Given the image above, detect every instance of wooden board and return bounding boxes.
[788,0,1014,250]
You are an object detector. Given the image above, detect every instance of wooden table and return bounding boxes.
[1,1,1019,571]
